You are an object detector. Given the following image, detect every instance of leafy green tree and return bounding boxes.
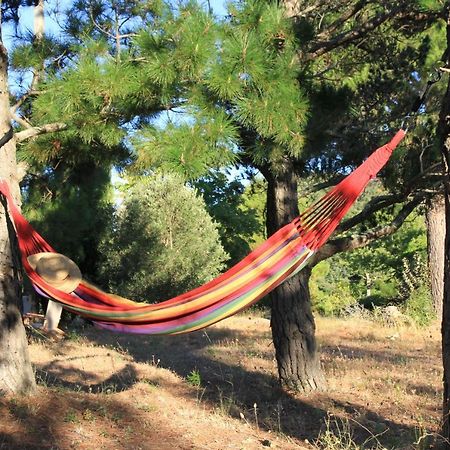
[98,174,228,302]
[194,172,261,267]
[22,159,115,281]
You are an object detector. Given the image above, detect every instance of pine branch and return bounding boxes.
[292,3,322,18]
[306,4,403,60]
[310,193,425,266]
[303,1,443,60]
[11,112,32,130]
[314,0,370,42]
[90,9,115,39]
[15,123,67,143]
[11,89,40,114]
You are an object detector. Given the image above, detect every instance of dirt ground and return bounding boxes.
[0,313,442,449]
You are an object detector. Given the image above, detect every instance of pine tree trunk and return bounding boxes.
[266,159,326,392]
[440,6,450,446]
[0,44,36,395]
[426,194,445,316]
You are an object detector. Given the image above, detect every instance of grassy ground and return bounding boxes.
[0,313,442,449]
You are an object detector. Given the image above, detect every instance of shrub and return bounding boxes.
[403,283,435,327]
[99,174,228,302]
[310,261,356,316]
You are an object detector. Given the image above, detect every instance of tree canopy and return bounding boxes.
[98,174,228,302]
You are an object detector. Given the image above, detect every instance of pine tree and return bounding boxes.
[1,0,444,395]
[127,0,444,391]
[438,2,450,444]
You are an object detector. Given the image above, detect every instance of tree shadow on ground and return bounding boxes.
[321,343,439,366]
[0,383,194,449]
[84,325,423,448]
[35,362,139,394]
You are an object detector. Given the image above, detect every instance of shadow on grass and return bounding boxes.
[0,385,193,449]
[321,343,439,367]
[82,325,422,448]
[35,362,139,394]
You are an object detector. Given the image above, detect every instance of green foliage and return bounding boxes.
[194,172,262,267]
[11,36,64,71]
[134,115,238,180]
[23,163,114,281]
[240,177,267,248]
[403,284,435,327]
[31,43,129,148]
[131,0,308,176]
[214,0,308,159]
[186,369,202,387]
[310,261,356,316]
[98,174,228,302]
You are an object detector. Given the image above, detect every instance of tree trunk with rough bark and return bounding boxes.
[426,194,445,316]
[440,4,450,446]
[0,44,36,395]
[266,159,326,392]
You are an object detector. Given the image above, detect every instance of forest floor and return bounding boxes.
[0,313,442,449]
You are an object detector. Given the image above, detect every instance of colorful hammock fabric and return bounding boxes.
[0,129,406,335]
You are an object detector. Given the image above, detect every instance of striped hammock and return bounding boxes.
[0,129,405,335]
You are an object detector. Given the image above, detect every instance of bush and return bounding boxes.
[313,285,356,316]
[99,174,228,302]
[310,261,356,316]
[403,283,435,327]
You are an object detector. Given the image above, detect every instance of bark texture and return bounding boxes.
[426,194,445,316]
[440,4,450,445]
[265,159,326,392]
[0,44,36,395]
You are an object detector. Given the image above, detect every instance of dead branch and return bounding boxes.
[15,123,67,143]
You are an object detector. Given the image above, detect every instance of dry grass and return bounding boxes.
[0,313,442,449]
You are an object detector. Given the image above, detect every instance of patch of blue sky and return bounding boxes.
[6,1,70,95]
[12,0,249,191]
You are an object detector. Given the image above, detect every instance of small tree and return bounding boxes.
[98,174,228,302]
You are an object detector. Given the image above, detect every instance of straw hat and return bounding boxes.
[27,252,82,294]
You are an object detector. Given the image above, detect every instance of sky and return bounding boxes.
[6,0,228,94]
[7,0,245,187]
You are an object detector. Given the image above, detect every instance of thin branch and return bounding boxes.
[119,33,138,39]
[15,122,67,143]
[315,0,369,42]
[293,3,321,18]
[306,5,403,60]
[305,4,445,60]
[11,89,40,114]
[11,112,32,129]
[90,9,115,39]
